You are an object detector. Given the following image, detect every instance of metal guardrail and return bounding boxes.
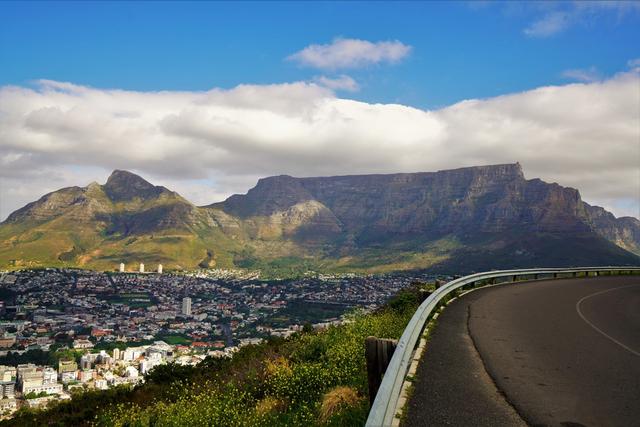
[365,266,640,427]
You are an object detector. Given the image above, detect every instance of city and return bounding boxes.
[0,267,436,417]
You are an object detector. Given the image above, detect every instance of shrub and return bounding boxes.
[319,386,361,423]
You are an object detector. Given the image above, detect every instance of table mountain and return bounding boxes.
[1,164,638,274]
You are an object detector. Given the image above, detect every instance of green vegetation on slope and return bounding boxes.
[3,287,424,427]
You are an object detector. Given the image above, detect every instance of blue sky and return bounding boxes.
[1,1,639,108]
[0,1,639,220]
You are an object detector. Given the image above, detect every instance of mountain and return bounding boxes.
[1,164,638,274]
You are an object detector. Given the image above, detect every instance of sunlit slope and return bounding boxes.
[1,165,638,274]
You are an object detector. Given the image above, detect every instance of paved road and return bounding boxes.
[405,276,640,427]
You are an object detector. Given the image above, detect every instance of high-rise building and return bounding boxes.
[181,297,192,316]
[157,264,163,274]
[80,355,92,370]
[139,263,145,273]
[119,263,125,273]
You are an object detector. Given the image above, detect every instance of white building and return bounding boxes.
[181,297,192,316]
[125,366,139,378]
[157,264,163,274]
[139,263,145,273]
[43,367,57,384]
[119,263,125,273]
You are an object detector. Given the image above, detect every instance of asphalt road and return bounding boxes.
[405,275,640,427]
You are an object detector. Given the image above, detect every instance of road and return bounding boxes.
[405,275,640,427]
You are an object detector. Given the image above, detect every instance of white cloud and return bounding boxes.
[0,70,639,220]
[522,1,640,38]
[313,75,359,92]
[628,58,640,71]
[561,66,601,83]
[287,38,411,70]
[524,11,570,37]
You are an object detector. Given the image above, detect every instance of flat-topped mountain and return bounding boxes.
[1,164,638,274]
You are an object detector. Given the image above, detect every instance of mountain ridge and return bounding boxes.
[1,163,638,274]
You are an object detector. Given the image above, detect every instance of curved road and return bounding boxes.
[405,275,640,427]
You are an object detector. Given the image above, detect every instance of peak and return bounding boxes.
[107,169,149,184]
[103,170,164,202]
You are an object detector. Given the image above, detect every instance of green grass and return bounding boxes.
[156,334,192,346]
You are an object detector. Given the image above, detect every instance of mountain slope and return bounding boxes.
[1,164,638,274]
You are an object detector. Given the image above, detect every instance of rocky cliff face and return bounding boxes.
[1,164,638,273]
[218,163,593,242]
[585,204,640,255]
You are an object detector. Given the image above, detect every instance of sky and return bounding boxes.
[0,1,639,220]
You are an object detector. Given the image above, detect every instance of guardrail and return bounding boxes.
[365,266,640,427]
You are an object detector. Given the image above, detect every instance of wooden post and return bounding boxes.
[365,336,398,406]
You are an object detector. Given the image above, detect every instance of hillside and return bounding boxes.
[1,164,638,274]
[1,286,425,426]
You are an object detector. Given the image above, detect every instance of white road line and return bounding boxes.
[575,284,640,357]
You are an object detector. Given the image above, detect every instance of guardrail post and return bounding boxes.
[365,336,397,406]
[512,275,517,282]
[553,272,558,279]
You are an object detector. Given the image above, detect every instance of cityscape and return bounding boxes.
[0,1,638,425]
[0,267,436,417]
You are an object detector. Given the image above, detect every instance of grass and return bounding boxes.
[3,285,425,427]
[156,334,192,346]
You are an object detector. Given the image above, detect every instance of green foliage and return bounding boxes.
[0,349,50,367]
[3,287,423,427]
[24,391,49,400]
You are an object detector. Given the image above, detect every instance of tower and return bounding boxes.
[119,263,125,273]
[139,263,144,273]
[181,297,192,316]
[157,264,163,274]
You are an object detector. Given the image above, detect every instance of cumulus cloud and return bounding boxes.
[313,75,359,92]
[0,69,639,220]
[287,38,411,70]
[561,66,601,83]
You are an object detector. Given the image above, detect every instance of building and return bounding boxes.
[0,365,16,382]
[113,348,121,360]
[58,359,77,375]
[42,367,57,384]
[119,263,125,273]
[139,263,145,273]
[181,297,192,316]
[157,264,163,274]
[73,339,94,349]
[80,355,92,370]
[0,397,17,414]
[0,381,15,398]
